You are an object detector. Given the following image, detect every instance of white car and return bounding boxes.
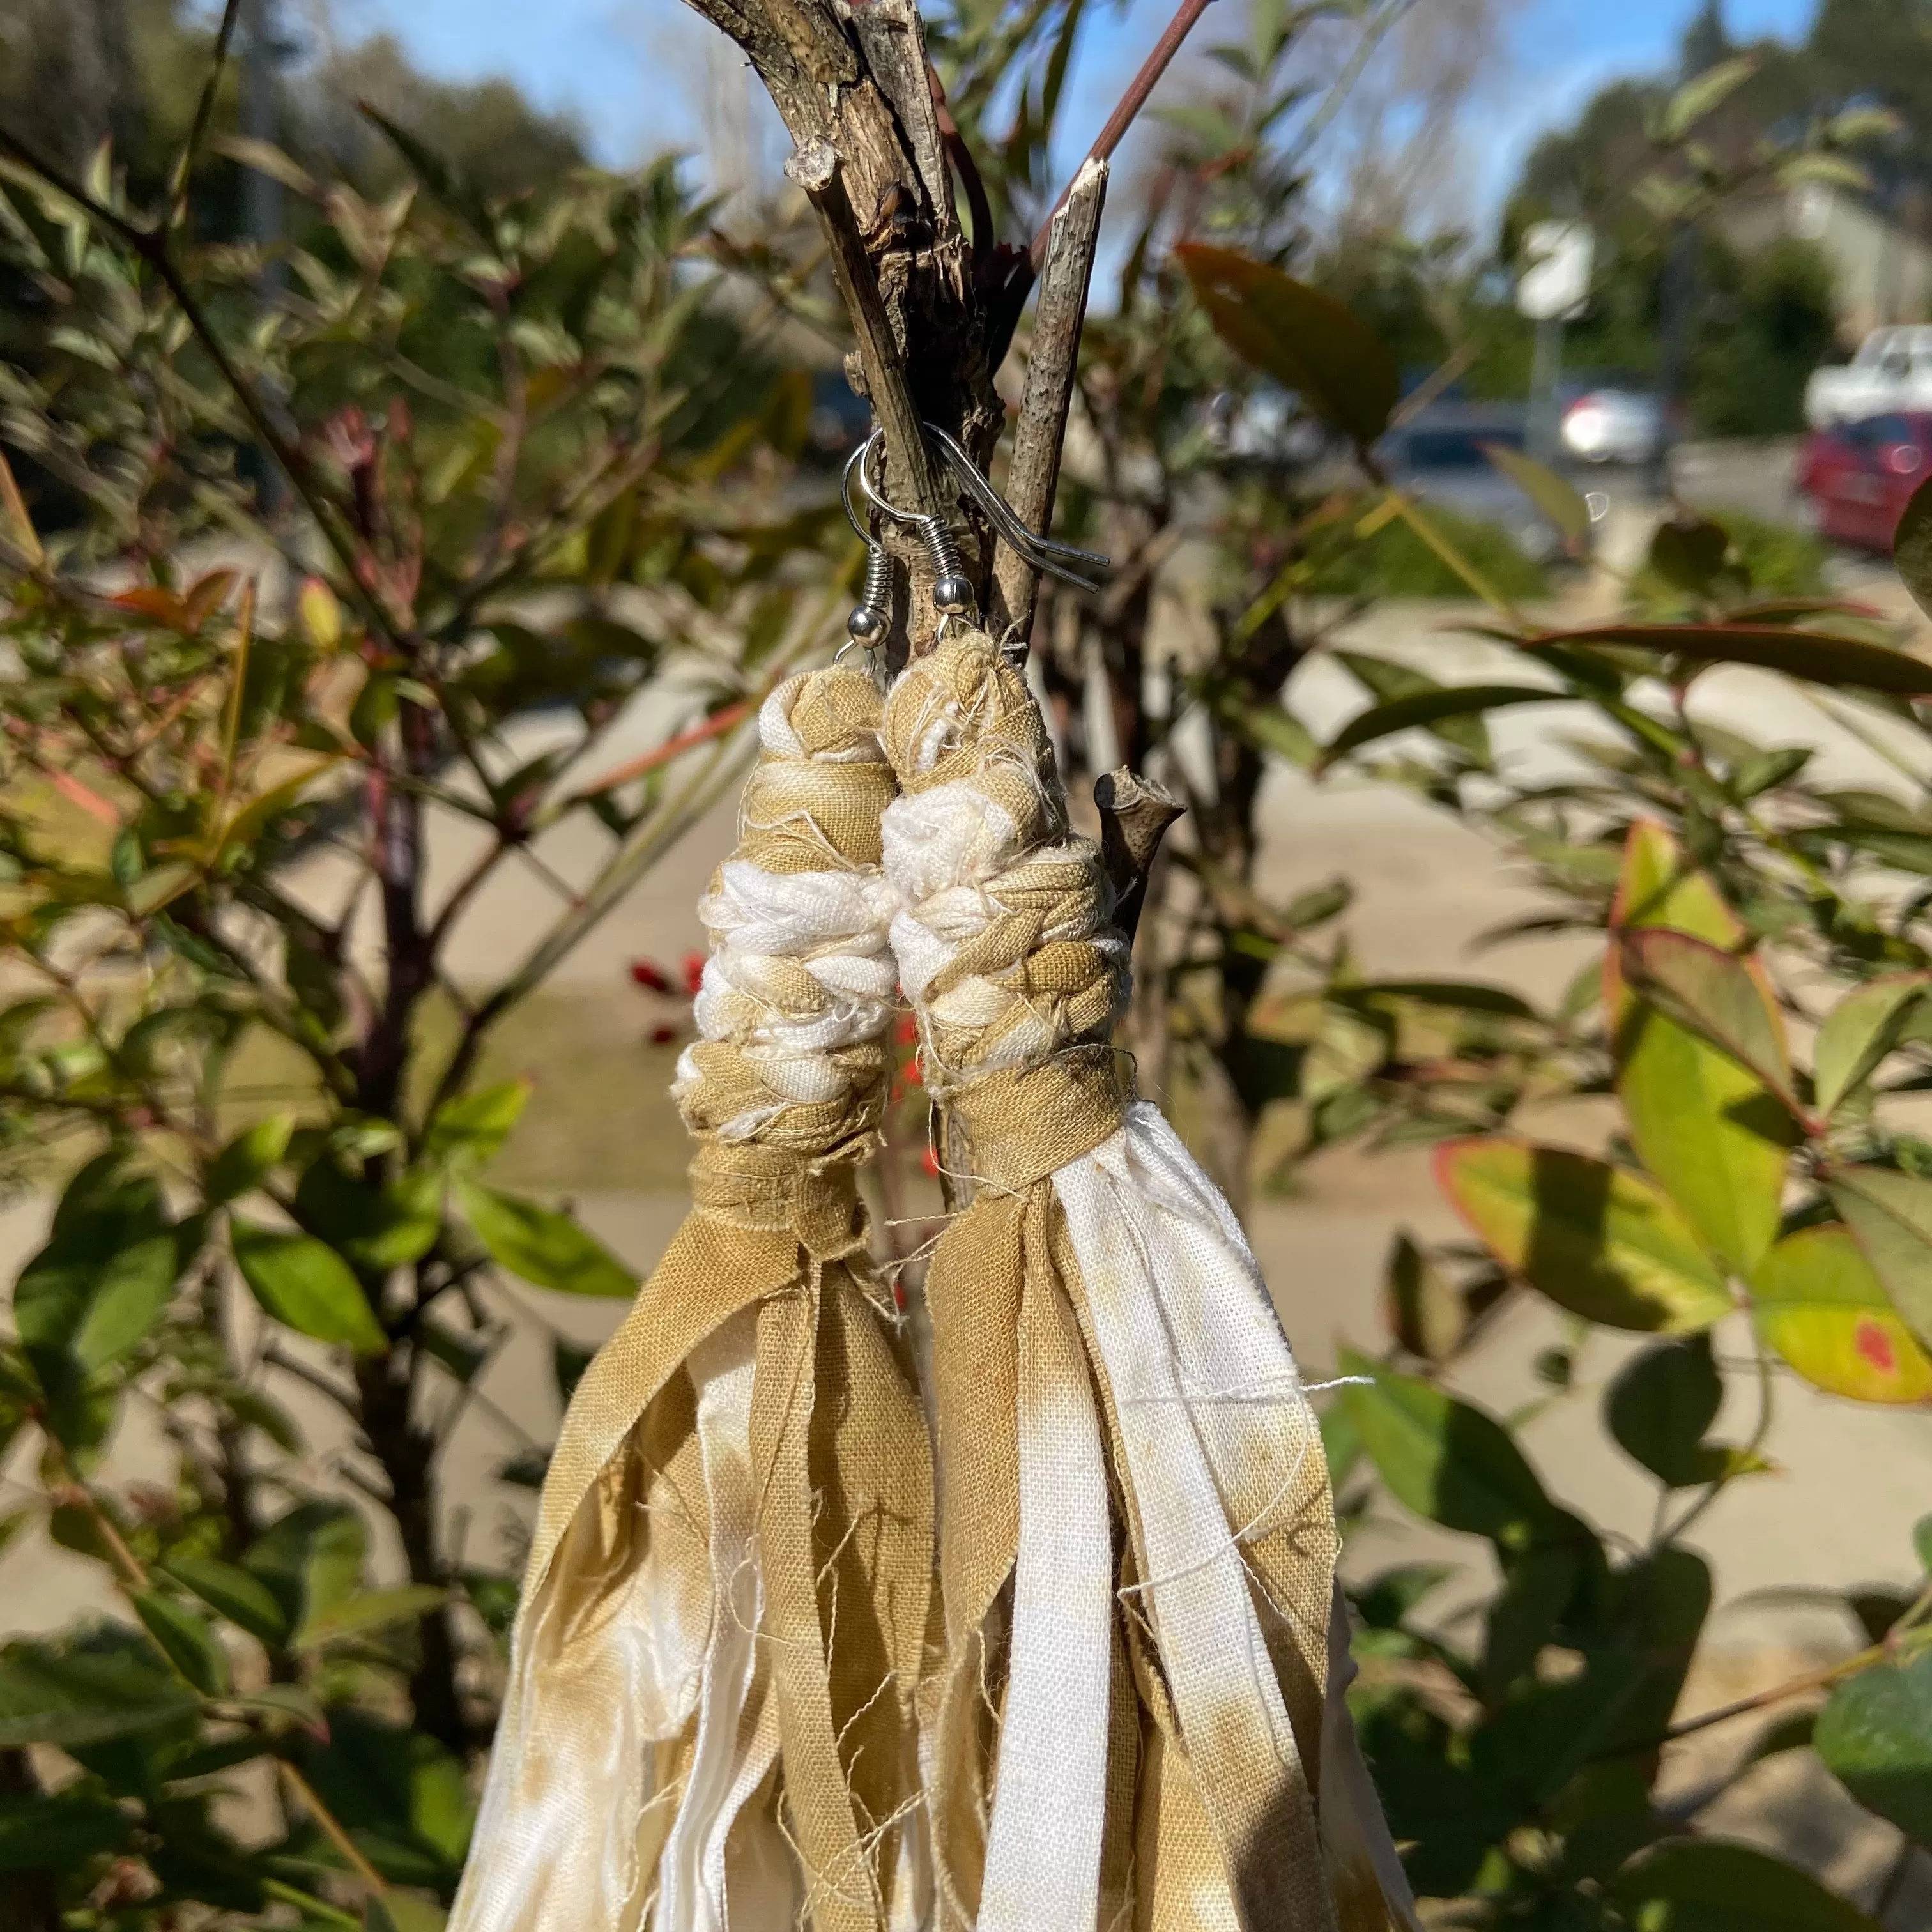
[1804,326,1932,428]
[1560,388,1665,464]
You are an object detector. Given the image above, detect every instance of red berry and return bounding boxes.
[921,1146,940,1179]
[649,1024,679,1046]
[894,1013,919,1047]
[629,958,671,992]
[682,951,707,995]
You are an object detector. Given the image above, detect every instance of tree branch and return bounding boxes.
[988,157,1108,645]
[785,139,947,519]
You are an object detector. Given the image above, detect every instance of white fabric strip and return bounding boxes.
[1055,1101,1332,1917]
[446,1407,709,1932]
[656,1315,769,1932]
[977,1276,1114,1932]
[676,682,898,1140]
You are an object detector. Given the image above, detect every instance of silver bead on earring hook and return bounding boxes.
[855,431,978,622]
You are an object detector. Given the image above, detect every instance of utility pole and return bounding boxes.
[1528,314,1565,466]
[241,0,281,259]
[240,0,285,516]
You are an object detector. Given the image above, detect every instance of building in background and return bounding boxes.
[1726,183,1932,344]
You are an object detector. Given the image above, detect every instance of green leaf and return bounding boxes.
[1317,684,1560,770]
[1606,1335,1728,1487]
[15,1227,182,1379]
[1894,471,1932,623]
[1527,623,1932,695]
[454,1177,636,1298]
[1662,54,1759,141]
[213,134,320,197]
[1648,516,1731,594]
[1816,1646,1932,1846]
[158,1552,291,1644]
[1730,745,1813,800]
[1480,442,1592,545]
[14,1163,190,1386]
[0,1788,131,1873]
[1616,928,1800,1117]
[231,1222,387,1353]
[131,1590,229,1696]
[293,1158,441,1273]
[1915,1514,1932,1576]
[1337,1349,1556,1545]
[1384,1232,1470,1363]
[1827,1166,1932,1351]
[357,103,492,238]
[1483,1539,1582,1696]
[1436,1138,1733,1334]
[0,1629,200,1747]
[1814,976,1929,1118]
[1752,1224,1932,1405]
[1177,243,1400,446]
[1230,702,1317,769]
[206,1114,296,1205]
[1613,1838,1880,1930]
[223,1682,330,1737]
[422,1078,531,1167]
[1608,820,1793,1275]
[244,1501,367,1635]
[291,1584,447,1653]
[299,1707,473,1886]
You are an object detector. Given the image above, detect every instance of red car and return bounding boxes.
[1797,411,1932,551]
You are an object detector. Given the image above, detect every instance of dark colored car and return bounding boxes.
[1383,404,1606,563]
[1797,411,1932,552]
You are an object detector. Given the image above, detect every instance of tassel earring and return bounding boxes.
[447,666,932,1932]
[878,623,1418,1932]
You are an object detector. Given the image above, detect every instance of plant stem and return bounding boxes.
[167,0,247,228]
[275,1759,390,1896]
[1031,0,1217,266]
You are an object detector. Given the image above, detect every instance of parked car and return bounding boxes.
[1560,387,1666,465]
[1795,411,1932,551]
[1804,326,1932,427]
[1383,404,1607,562]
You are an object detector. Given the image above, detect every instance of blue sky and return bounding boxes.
[328,0,1823,228]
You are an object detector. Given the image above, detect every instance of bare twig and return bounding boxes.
[550,693,760,814]
[166,0,247,229]
[990,159,1108,645]
[276,1760,391,1896]
[1031,0,1216,266]
[1096,767,1184,947]
[928,65,993,261]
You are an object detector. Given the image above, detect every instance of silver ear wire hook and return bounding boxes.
[841,444,894,651]
[921,421,1111,594]
[855,431,978,623]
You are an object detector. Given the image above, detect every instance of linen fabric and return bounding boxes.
[446,667,932,1932]
[879,629,1416,1932]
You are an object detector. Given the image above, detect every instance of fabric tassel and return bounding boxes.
[878,629,1415,1932]
[448,666,933,1932]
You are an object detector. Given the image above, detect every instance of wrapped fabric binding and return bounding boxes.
[448,666,933,1932]
[878,628,1417,1932]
